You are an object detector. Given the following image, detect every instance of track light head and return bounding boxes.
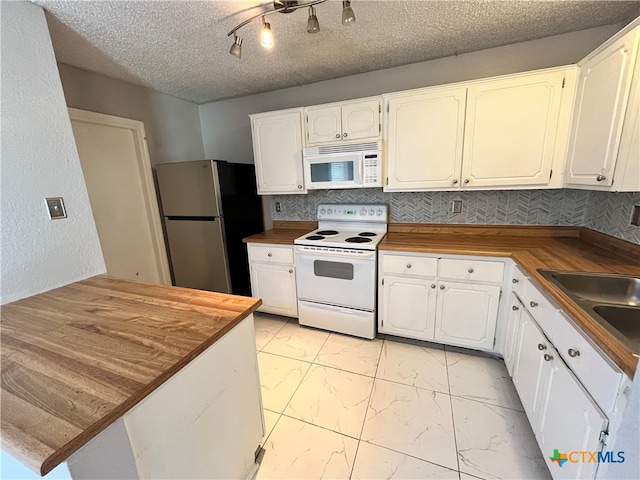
[229,34,242,58]
[307,6,320,33]
[342,0,355,25]
[261,16,274,48]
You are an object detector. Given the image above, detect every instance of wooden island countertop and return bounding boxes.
[0,275,261,476]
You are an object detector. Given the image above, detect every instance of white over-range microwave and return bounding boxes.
[302,141,383,190]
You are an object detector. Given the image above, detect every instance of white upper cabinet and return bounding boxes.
[384,67,575,191]
[564,25,640,190]
[385,87,466,190]
[250,108,306,195]
[462,70,568,188]
[305,98,381,145]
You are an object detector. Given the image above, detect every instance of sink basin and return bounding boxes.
[543,271,640,306]
[592,305,640,345]
[538,269,640,354]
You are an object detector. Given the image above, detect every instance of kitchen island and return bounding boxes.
[1,275,264,479]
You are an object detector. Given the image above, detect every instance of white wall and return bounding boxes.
[58,64,205,166]
[199,24,620,164]
[0,1,105,305]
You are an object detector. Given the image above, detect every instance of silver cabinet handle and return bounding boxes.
[452,179,458,185]
[596,175,606,182]
[512,305,519,311]
[568,348,580,357]
[468,268,474,273]
[406,264,412,269]
[538,343,547,351]
[530,301,538,308]
[544,353,553,362]
[289,269,293,273]
[431,284,436,289]
[440,285,445,290]
[463,179,470,184]
[335,134,340,138]
[267,253,272,257]
[343,132,348,138]
[512,278,519,284]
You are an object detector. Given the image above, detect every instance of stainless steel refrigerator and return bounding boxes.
[156,160,264,295]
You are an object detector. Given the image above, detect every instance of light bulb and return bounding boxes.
[307,6,320,34]
[261,20,274,48]
[229,34,242,58]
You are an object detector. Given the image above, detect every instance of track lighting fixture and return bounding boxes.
[229,34,243,58]
[342,0,355,25]
[227,0,357,58]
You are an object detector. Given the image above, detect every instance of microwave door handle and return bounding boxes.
[359,158,364,183]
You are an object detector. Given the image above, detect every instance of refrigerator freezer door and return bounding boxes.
[165,218,231,293]
[156,160,222,217]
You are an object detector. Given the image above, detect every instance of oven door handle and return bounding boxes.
[300,300,371,316]
[294,246,376,260]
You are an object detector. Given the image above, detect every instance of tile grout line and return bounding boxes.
[444,346,462,475]
[348,337,387,479]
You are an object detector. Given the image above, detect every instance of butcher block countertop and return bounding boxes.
[0,275,261,476]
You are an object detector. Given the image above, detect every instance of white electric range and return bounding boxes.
[293,204,388,339]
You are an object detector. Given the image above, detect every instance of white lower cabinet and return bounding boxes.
[503,292,523,376]
[381,274,437,340]
[247,244,298,317]
[379,252,504,349]
[513,309,549,426]
[434,281,500,350]
[536,347,608,480]
[509,275,618,480]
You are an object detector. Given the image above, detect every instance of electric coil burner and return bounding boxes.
[294,204,388,339]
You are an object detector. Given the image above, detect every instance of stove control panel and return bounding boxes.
[317,204,388,222]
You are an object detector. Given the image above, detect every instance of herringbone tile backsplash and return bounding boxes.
[271,189,640,244]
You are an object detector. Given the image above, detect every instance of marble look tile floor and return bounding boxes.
[252,312,551,480]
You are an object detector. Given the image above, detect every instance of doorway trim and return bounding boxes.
[68,108,171,285]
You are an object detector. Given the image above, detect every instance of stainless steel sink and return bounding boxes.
[538,269,640,355]
[545,271,640,306]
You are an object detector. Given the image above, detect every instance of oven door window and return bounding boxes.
[313,260,354,280]
[309,161,354,183]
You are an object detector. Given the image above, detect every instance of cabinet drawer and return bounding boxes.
[438,258,504,283]
[382,254,437,277]
[553,311,623,413]
[510,265,527,299]
[248,244,294,264]
[522,279,557,339]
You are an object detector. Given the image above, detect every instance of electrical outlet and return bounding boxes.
[451,200,463,214]
[45,197,67,219]
[631,205,640,226]
[275,202,282,213]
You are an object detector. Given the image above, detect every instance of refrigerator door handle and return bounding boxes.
[166,216,221,221]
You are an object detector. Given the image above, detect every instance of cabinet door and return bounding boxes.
[250,263,298,317]
[504,293,522,377]
[251,110,306,194]
[536,349,608,480]
[565,28,640,187]
[380,275,437,340]
[306,105,342,144]
[434,281,500,350]
[385,87,466,190]
[341,99,381,141]
[462,71,565,188]
[512,310,549,427]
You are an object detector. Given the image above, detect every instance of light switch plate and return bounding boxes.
[451,200,463,214]
[45,197,67,219]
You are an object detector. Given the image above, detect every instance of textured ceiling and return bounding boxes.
[35,0,640,104]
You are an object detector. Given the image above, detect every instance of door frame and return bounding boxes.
[68,108,171,285]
